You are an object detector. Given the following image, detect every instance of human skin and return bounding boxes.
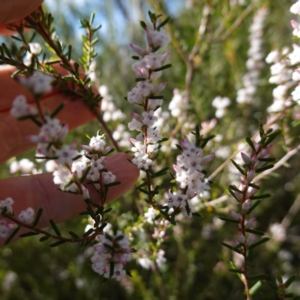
[0,0,139,246]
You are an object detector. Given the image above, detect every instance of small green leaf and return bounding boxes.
[157,17,170,29]
[284,275,296,288]
[247,273,266,280]
[140,21,147,29]
[50,240,66,247]
[250,194,271,200]
[19,232,39,238]
[246,137,256,152]
[39,235,50,242]
[69,231,79,239]
[255,164,274,173]
[125,269,133,277]
[80,165,92,183]
[49,219,61,236]
[153,64,172,72]
[218,216,239,224]
[231,159,245,175]
[249,281,263,295]
[192,212,202,218]
[104,181,121,187]
[4,227,20,245]
[229,269,243,273]
[249,237,270,249]
[246,228,265,235]
[248,200,261,214]
[50,103,65,118]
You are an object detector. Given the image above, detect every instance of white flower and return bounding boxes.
[0,198,14,215]
[53,165,73,189]
[145,128,162,143]
[9,158,35,174]
[144,207,157,224]
[91,231,132,280]
[18,207,35,224]
[142,110,157,127]
[0,219,17,238]
[55,144,78,166]
[102,171,116,185]
[292,85,300,102]
[289,44,300,65]
[29,43,42,55]
[10,95,37,118]
[18,71,53,94]
[128,118,143,131]
[265,50,280,64]
[132,153,152,170]
[291,1,300,15]
[145,28,171,49]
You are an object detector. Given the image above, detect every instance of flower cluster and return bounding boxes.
[165,136,214,217]
[265,48,294,112]
[10,95,38,118]
[127,18,171,170]
[18,71,53,95]
[53,133,114,196]
[289,3,300,107]
[91,230,133,280]
[0,197,35,238]
[212,96,231,118]
[99,85,125,122]
[237,8,268,104]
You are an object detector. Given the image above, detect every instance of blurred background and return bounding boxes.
[1,0,300,299]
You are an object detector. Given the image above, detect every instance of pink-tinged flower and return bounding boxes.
[129,43,146,56]
[242,199,251,212]
[55,143,78,166]
[237,232,246,244]
[10,95,38,118]
[81,185,90,200]
[128,117,143,131]
[245,218,256,229]
[153,82,167,94]
[18,71,53,94]
[18,207,35,224]
[229,210,241,221]
[145,27,171,49]
[132,153,152,170]
[241,152,251,165]
[291,20,300,38]
[0,219,17,238]
[247,234,255,245]
[0,197,14,215]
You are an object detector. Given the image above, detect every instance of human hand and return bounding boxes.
[0,1,139,246]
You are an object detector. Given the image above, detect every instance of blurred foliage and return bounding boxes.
[1,0,300,299]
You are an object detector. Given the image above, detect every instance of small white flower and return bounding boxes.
[132,153,152,170]
[291,1,300,15]
[55,144,78,166]
[18,207,35,224]
[10,95,37,118]
[18,71,53,94]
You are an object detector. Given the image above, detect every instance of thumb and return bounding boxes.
[0,0,43,25]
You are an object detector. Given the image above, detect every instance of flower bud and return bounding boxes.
[229,210,240,221]
[237,232,246,243]
[241,152,251,164]
[242,199,251,212]
[247,234,255,245]
[247,168,255,183]
[245,218,256,229]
